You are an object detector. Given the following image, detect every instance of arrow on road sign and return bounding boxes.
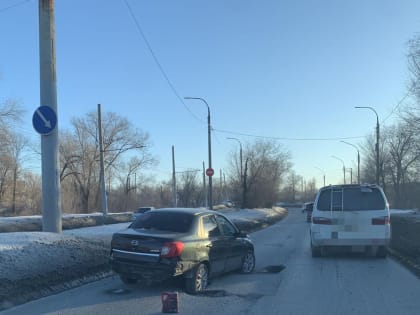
[36,109,52,129]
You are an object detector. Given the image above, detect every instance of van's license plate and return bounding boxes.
[331,231,338,239]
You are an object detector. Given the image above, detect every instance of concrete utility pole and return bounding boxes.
[98,104,108,215]
[39,0,61,233]
[172,146,177,207]
[202,161,207,208]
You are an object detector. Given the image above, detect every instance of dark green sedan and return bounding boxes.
[110,208,255,294]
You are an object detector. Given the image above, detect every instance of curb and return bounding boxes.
[388,247,420,278]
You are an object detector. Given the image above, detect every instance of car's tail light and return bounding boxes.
[312,217,332,225]
[372,216,390,225]
[161,242,184,258]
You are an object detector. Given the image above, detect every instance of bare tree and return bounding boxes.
[0,100,24,133]
[0,153,13,203]
[60,111,154,212]
[8,133,29,214]
[383,123,420,207]
[229,140,291,208]
[407,34,420,101]
[21,172,42,215]
[0,100,27,212]
[115,157,157,211]
[177,170,201,208]
[280,171,299,203]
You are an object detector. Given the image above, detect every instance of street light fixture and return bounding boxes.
[355,106,380,185]
[314,166,326,187]
[184,97,213,209]
[331,155,346,184]
[340,141,360,184]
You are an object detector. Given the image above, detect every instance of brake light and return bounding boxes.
[372,216,390,225]
[161,242,184,258]
[312,217,332,225]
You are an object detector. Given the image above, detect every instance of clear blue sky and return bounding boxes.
[1,0,420,187]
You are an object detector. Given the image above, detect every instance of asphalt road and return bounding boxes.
[3,209,420,315]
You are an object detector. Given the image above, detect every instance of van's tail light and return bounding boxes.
[371,216,390,225]
[161,242,184,258]
[312,217,332,225]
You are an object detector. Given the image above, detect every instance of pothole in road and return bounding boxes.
[197,290,229,297]
[258,265,286,273]
[105,288,132,295]
[198,290,264,301]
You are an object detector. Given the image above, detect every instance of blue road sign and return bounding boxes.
[32,106,57,135]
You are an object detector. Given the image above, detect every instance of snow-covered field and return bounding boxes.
[0,208,287,310]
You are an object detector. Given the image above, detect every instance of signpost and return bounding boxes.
[206,167,214,177]
[32,106,57,135]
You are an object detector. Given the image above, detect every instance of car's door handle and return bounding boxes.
[206,244,213,248]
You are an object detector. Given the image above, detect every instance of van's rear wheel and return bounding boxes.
[311,241,322,257]
[376,246,388,258]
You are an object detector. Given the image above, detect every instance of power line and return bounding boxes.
[122,0,203,123]
[122,0,387,143]
[213,127,365,141]
[0,0,31,13]
[381,86,415,124]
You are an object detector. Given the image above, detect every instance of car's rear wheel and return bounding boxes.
[185,263,209,294]
[120,275,137,285]
[240,250,255,273]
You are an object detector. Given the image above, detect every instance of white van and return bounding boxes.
[310,184,391,258]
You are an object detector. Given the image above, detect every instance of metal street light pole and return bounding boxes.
[340,141,360,184]
[314,166,326,187]
[331,155,346,184]
[355,106,380,185]
[184,97,213,209]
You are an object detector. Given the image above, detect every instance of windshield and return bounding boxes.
[317,187,386,211]
[131,212,193,233]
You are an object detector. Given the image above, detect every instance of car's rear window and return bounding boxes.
[316,187,386,211]
[135,207,153,213]
[131,212,194,233]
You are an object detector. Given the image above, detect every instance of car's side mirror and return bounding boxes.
[236,230,248,238]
